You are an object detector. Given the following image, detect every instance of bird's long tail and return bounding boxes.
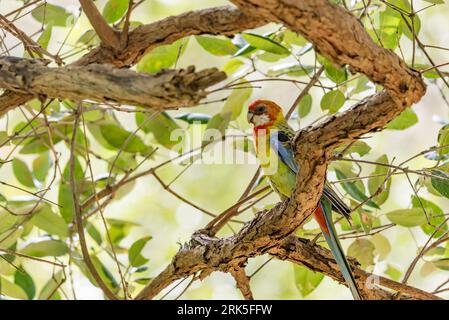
[313,199,362,300]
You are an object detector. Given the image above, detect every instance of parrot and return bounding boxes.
[247,99,362,300]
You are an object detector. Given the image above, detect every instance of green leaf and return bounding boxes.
[38,270,64,300]
[0,276,28,300]
[371,234,391,260]
[282,30,307,47]
[351,76,371,95]
[335,141,371,157]
[128,236,152,267]
[320,90,345,113]
[77,29,100,46]
[175,113,211,124]
[133,266,148,274]
[134,277,152,285]
[357,210,374,234]
[401,12,421,40]
[335,169,379,209]
[386,108,418,130]
[430,170,449,199]
[378,7,402,49]
[103,0,129,23]
[58,158,83,223]
[257,52,286,62]
[37,24,53,50]
[368,154,391,205]
[137,39,186,74]
[32,4,73,27]
[136,112,180,149]
[0,212,18,234]
[293,265,324,297]
[422,0,444,4]
[412,196,448,238]
[425,246,447,257]
[12,158,35,188]
[385,264,402,281]
[222,59,245,75]
[347,239,375,268]
[14,270,36,300]
[242,33,290,55]
[319,57,347,84]
[386,208,427,227]
[91,255,119,291]
[297,94,312,118]
[0,131,8,146]
[19,138,51,154]
[86,222,102,245]
[205,113,231,138]
[21,239,69,257]
[221,80,252,120]
[0,228,23,250]
[32,152,52,183]
[433,258,449,271]
[267,62,315,77]
[99,123,146,153]
[233,43,257,57]
[437,124,449,156]
[107,152,137,175]
[30,204,68,238]
[195,36,238,56]
[58,183,74,224]
[107,218,138,245]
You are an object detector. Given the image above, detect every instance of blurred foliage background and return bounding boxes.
[1,0,449,300]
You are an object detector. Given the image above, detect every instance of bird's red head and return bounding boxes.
[247,99,283,129]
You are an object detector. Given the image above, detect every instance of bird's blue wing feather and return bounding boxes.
[269,131,298,173]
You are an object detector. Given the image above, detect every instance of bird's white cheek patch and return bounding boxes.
[252,114,270,127]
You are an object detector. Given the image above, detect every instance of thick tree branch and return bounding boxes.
[0,56,225,111]
[135,232,439,300]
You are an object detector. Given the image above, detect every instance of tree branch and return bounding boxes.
[70,107,118,300]
[75,6,267,67]
[230,268,254,300]
[79,0,120,50]
[0,56,225,112]
[135,232,439,300]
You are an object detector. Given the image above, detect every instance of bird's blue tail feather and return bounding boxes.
[320,199,362,300]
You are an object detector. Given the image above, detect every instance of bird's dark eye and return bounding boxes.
[255,105,266,114]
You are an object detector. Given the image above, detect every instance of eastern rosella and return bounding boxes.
[247,99,362,300]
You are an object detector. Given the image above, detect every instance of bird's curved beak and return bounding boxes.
[247,111,254,124]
